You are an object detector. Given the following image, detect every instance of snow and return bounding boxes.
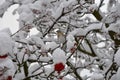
[28,35,45,47]
[0,58,15,78]
[0,0,119,80]
[30,0,50,11]
[63,74,76,80]
[110,67,120,80]
[0,1,12,17]
[89,4,97,12]
[66,34,75,41]
[0,0,5,5]
[39,56,52,62]
[66,34,76,52]
[29,28,39,36]
[30,1,41,11]
[29,54,37,60]
[66,40,76,52]
[91,73,104,80]
[69,28,87,36]
[0,29,13,55]
[85,23,102,33]
[21,0,34,4]
[80,69,92,79]
[46,42,59,50]
[96,42,106,48]
[44,65,54,76]
[0,28,12,35]
[52,48,66,64]
[110,74,117,80]
[17,3,35,28]
[60,0,76,8]
[52,0,76,19]
[16,49,29,63]
[103,3,120,24]
[107,20,120,34]
[116,67,120,80]
[13,30,28,40]
[95,47,111,59]
[114,48,120,66]
[14,71,25,80]
[52,4,63,19]
[17,4,32,14]
[19,12,34,25]
[81,41,92,53]
[28,62,42,76]
[103,14,116,24]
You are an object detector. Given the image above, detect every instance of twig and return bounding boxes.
[23,71,44,80]
[43,8,65,37]
[11,22,26,37]
[66,61,82,80]
[98,0,104,11]
[85,39,96,56]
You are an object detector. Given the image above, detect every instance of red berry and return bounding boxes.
[58,77,63,80]
[54,63,65,73]
[7,76,12,80]
[70,47,76,53]
[74,43,77,46]
[0,54,8,59]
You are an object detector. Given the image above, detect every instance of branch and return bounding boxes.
[75,37,96,57]
[92,8,109,28]
[23,71,44,80]
[105,48,119,79]
[97,0,104,11]
[15,40,41,49]
[43,8,65,37]
[23,62,30,80]
[85,39,96,57]
[43,4,82,37]
[66,61,82,80]
[77,45,96,57]
[92,10,102,21]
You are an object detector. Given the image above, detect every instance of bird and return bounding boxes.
[56,30,66,44]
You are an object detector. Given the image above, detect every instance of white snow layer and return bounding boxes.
[115,48,120,66]
[0,58,15,77]
[91,73,104,80]
[0,29,13,55]
[107,20,120,34]
[28,62,42,76]
[46,42,59,50]
[116,67,120,80]
[52,48,66,64]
